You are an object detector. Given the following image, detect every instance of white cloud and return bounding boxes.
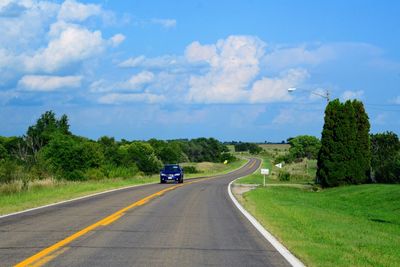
[98,93,165,104]
[0,1,59,52]
[263,45,336,70]
[185,41,217,64]
[184,35,307,104]
[90,71,155,93]
[341,90,364,101]
[110,33,125,47]
[118,55,183,69]
[18,75,82,91]
[186,36,266,103]
[58,0,101,22]
[151,18,176,28]
[394,96,400,104]
[249,69,308,103]
[124,71,154,90]
[24,24,106,72]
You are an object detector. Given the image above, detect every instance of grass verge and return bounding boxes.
[240,184,400,267]
[0,159,247,216]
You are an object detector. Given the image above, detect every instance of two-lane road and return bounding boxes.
[0,158,290,266]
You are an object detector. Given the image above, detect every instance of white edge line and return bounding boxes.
[228,179,306,267]
[0,181,159,219]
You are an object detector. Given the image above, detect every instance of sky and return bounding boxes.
[0,0,399,142]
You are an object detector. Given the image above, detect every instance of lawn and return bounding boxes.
[241,184,400,267]
[0,159,247,215]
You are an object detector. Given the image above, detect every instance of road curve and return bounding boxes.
[0,158,290,267]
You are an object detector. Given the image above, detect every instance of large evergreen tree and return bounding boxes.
[352,100,371,183]
[317,99,371,187]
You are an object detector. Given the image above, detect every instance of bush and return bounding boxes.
[183,166,200,174]
[84,168,106,180]
[219,152,237,163]
[103,165,139,179]
[278,172,291,181]
[0,160,23,183]
[274,154,293,164]
[63,170,86,181]
[121,142,162,174]
[42,134,104,180]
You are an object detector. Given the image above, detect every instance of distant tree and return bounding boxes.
[288,135,321,160]
[148,139,184,164]
[124,142,162,174]
[371,132,400,183]
[182,138,228,162]
[42,134,104,180]
[234,142,262,154]
[98,136,121,165]
[26,111,71,154]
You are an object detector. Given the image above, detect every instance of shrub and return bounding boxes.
[84,168,106,180]
[219,152,237,163]
[41,134,104,180]
[278,172,291,181]
[183,166,200,174]
[63,170,86,181]
[0,160,22,183]
[103,165,139,179]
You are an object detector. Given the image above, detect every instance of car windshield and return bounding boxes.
[164,165,179,172]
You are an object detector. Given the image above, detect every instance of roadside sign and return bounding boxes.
[275,163,283,169]
[261,168,269,187]
[261,168,269,175]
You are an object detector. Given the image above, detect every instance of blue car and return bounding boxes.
[160,164,184,184]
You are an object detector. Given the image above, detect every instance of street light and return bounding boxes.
[288,87,330,102]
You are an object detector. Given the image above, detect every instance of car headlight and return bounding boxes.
[161,173,167,176]
[174,173,180,176]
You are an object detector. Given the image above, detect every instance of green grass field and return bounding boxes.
[236,154,315,185]
[241,184,400,267]
[0,159,246,215]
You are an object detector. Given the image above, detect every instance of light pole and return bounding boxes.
[288,87,330,102]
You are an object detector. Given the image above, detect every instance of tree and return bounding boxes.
[98,136,121,165]
[317,99,371,187]
[124,142,162,174]
[352,100,371,183]
[288,135,321,160]
[371,132,400,183]
[41,134,104,180]
[26,111,71,154]
[317,100,346,187]
[149,139,184,164]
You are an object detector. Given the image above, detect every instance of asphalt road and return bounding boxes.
[0,158,291,267]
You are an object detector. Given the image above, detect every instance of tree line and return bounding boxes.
[0,111,235,184]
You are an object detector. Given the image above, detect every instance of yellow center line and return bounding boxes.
[14,160,259,267]
[29,247,69,267]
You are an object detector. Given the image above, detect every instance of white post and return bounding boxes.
[263,174,266,187]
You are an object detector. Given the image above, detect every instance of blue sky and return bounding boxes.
[0,0,399,142]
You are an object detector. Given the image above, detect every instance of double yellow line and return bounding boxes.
[15,160,257,267]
